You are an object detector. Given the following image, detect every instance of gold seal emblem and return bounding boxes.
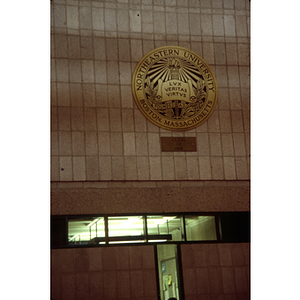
[132,46,218,131]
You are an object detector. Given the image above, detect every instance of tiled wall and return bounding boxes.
[181,243,250,300]
[51,0,250,182]
[51,246,158,300]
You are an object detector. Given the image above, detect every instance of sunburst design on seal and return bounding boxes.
[144,57,207,120]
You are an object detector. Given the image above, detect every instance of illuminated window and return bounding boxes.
[68,217,105,245]
[147,215,183,242]
[108,216,144,244]
[185,215,217,241]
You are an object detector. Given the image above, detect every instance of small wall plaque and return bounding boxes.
[161,137,197,152]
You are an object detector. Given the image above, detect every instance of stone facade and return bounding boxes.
[51,0,251,299]
[51,0,250,183]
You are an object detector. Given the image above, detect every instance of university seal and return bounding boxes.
[132,46,218,131]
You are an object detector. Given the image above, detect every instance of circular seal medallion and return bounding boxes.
[132,46,218,131]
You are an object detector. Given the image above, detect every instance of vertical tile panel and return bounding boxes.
[212,14,224,36]
[229,88,242,110]
[99,156,112,180]
[178,12,190,35]
[107,84,121,108]
[121,85,134,108]
[221,267,236,294]
[183,268,197,295]
[57,83,70,106]
[118,39,131,61]
[92,7,104,31]
[130,270,144,298]
[149,156,162,180]
[211,156,224,179]
[234,266,248,294]
[103,271,117,299]
[96,84,108,107]
[219,110,232,134]
[107,61,119,84]
[223,157,236,179]
[226,43,238,65]
[98,132,111,155]
[190,13,201,36]
[80,36,94,60]
[122,109,135,131]
[54,4,66,28]
[73,156,86,181]
[143,269,157,297]
[196,133,210,156]
[148,133,161,155]
[231,110,244,132]
[89,272,104,300]
[117,9,129,32]
[166,12,178,35]
[124,156,138,180]
[51,156,60,181]
[82,60,95,83]
[199,156,212,179]
[162,156,175,180]
[111,156,125,180]
[93,37,107,61]
[196,267,211,294]
[221,133,234,156]
[117,271,131,298]
[86,156,100,180]
[84,107,98,131]
[174,156,187,180]
[154,11,166,34]
[85,132,98,155]
[106,38,118,61]
[83,84,96,107]
[89,248,103,272]
[209,133,222,156]
[55,34,68,58]
[105,9,117,31]
[137,157,150,180]
[75,273,89,300]
[111,132,123,155]
[187,156,200,180]
[123,132,136,155]
[70,83,83,107]
[61,274,75,300]
[69,60,82,83]
[201,14,213,36]
[109,108,122,132]
[224,15,236,36]
[130,10,142,32]
[68,35,81,59]
[232,133,246,156]
[58,131,72,155]
[79,6,92,29]
[208,267,224,294]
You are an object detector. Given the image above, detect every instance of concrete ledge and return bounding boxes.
[51,184,250,215]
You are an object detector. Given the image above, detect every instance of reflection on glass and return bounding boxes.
[185,216,217,241]
[108,216,144,244]
[147,216,183,242]
[68,217,105,245]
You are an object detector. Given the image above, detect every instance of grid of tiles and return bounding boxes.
[51,246,157,300]
[181,243,250,300]
[51,0,250,181]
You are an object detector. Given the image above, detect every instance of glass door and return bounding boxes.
[156,244,182,300]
